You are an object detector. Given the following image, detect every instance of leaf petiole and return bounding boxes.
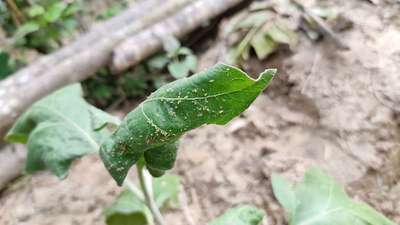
[137,164,165,225]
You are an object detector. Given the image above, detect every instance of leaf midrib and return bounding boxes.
[35,105,99,149]
[143,87,252,103]
[139,81,263,136]
[297,207,343,225]
[297,178,339,225]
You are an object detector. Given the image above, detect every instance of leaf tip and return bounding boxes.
[99,140,129,186]
[259,68,277,80]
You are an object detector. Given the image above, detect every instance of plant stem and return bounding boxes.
[123,178,145,202]
[124,177,155,225]
[137,165,166,225]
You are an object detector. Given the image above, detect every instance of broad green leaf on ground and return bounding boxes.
[208,205,265,225]
[104,188,151,225]
[100,64,276,185]
[5,84,120,178]
[104,175,180,225]
[271,167,397,225]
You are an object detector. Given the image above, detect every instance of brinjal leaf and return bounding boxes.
[144,141,178,177]
[208,205,265,225]
[104,189,151,225]
[104,175,180,225]
[100,64,276,185]
[5,84,119,178]
[272,167,397,225]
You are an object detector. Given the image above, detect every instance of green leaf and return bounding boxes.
[15,22,40,37]
[184,54,197,71]
[168,60,190,79]
[5,84,120,178]
[104,189,151,225]
[44,2,67,23]
[147,54,169,70]
[63,3,80,16]
[100,64,276,185]
[208,205,265,225]
[271,173,297,222]
[176,47,193,56]
[167,51,197,79]
[28,5,45,17]
[272,167,397,225]
[105,175,180,225]
[163,36,181,55]
[153,175,180,208]
[144,142,178,177]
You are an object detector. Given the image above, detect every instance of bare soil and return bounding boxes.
[1,0,400,225]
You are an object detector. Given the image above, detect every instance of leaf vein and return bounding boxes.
[35,105,99,149]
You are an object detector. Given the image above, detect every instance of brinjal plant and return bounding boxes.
[6,63,275,225]
[7,62,396,225]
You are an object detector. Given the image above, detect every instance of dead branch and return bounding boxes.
[112,0,244,72]
[0,144,26,190]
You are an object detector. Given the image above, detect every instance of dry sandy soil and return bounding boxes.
[1,0,400,224]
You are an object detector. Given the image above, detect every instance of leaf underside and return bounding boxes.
[5,84,119,178]
[208,205,265,225]
[99,63,276,185]
[271,167,398,225]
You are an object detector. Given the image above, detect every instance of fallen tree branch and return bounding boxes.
[0,144,25,190]
[112,0,243,72]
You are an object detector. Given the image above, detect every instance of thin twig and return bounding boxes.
[5,0,25,26]
[137,165,165,225]
[290,0,350,50]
